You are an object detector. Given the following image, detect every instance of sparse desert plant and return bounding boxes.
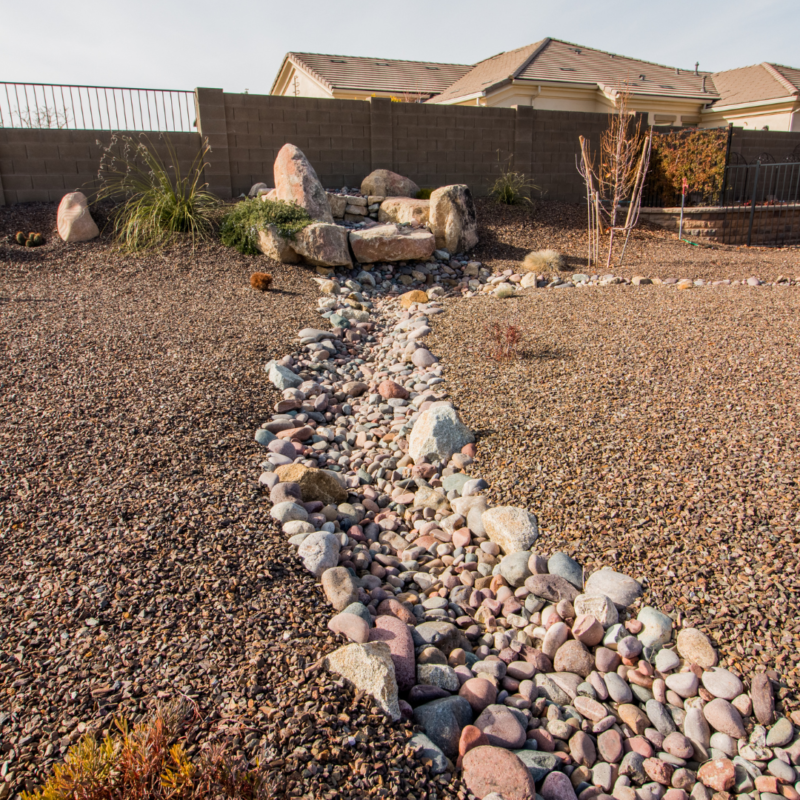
[489,167,540,205]
[220,198,313,255]
[485,321,524,362]
[250,272,273,291]
[522,249,564,272]
[23,704,274,800]
[95,133,221,251]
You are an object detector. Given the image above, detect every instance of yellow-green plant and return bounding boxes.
[95,133,221,251]
[489,167,540,205]
[23,706,273,800]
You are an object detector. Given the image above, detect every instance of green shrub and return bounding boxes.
[416,188,435,200]
[219,197,313,255]
[95,134,220,251]
[489,168,540,205]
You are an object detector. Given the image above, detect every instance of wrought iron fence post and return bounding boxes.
[720,123,733,206]
[747,161,760,247]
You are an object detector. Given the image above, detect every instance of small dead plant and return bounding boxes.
[522,249,565,272]
[485,322,524,362]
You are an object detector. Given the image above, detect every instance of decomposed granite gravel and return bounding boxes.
[0,203,460,799]
[425,286,800,712]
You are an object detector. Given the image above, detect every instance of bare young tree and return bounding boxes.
[15,105,71,129]
[577,91,653,270]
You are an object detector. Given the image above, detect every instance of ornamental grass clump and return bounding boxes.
[95,134,220,251]
[219,197,313,255]
[489,166,540,206]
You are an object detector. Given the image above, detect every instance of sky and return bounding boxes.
[2,0,799,94]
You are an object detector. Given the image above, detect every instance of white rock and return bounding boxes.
[482,506,539,554]
[266,361,302,390]
[57,192,99,242]
[408,404,474,463]
[574,593,619,628]
[297,531,340,577]
[584,568,643,609]
[324,642,400,720]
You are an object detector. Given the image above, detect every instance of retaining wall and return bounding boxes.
[641,205,800,246]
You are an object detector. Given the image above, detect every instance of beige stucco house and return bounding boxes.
[269,52,471,101]
[270,40,800,131]
[704,63,800,131]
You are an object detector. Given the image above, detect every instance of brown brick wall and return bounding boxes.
[731,129,800,164]
[0,128,201,205]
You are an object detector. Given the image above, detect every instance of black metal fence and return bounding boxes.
[716,160,800,246]
[0,82,196,132]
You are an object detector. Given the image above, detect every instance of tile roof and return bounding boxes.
[711,63,800,107]
[429,38,719,103]
[273,52,472,97]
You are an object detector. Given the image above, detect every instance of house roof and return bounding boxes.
[271,52,472,97]
[711,63,800,107]
[429,38,719,104]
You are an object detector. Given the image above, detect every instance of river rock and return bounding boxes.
[297,531,340,576]
[676,628,718,668]
[701,668,744,701]
[321,566,358,611]
[584,568,643,609]
[703,698,746,739]
[751,673,775,725]
[637,607,674,649]
[413,695,472,759]
[462,746,537,800]
[575,594,619,627]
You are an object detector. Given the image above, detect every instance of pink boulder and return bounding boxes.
[462,746,536,800]
[57,192,99,242]
[368,615,415,691]
[273,143,333,223]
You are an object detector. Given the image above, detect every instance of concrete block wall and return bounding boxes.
[0,128,201,205]
[219,93,372,196]
[529,110,609,202]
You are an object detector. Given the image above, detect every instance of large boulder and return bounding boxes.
[324,641,400,720]
[290,222,352,267]
[361,169,419,198]
[274,464,347,505]
[482,507,539,554]
[349,224,435,264]
[408,403,474,463]
[430,184,478,253]
[378,197,430,226]
[256,224,301,263]
[57,192,99,242]
[273,143,333,223]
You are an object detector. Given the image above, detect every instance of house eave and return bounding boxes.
[702,95,799,114]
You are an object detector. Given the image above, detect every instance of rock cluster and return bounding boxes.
[254,247,799,800]
[249,146,478,269]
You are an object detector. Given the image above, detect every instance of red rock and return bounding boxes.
[349,224,435,264]
[475,705,526,749]
[527,729,556,752]
[597,729,624,763]
[554,640,595,678]
[626,736,654,758]
[276,426,313,440]
[368,615,415,692]
[643,758,674,785]
[328,613,369,643]
[573,615,605,646]
[698,759,735,792]
[665,791,688,800]
[452,529,471,548]
[751,673,775,725]
[459,724,489,757]
[378,379,408,399]
[595,647,620,672]
[459,678,498,714]
[462,746,536,800]
[273,143,333,223]
[540,770,579,800]
[462,443,477,458]
[756,777,780,793]
[570,731,596,767]
[376,598,416,625]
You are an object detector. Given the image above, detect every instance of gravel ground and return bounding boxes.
[427,285,800,716]
[473,198,800,283]
[0,203,453,799]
